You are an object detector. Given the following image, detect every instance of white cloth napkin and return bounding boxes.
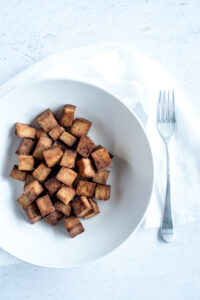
[0,42,200,266]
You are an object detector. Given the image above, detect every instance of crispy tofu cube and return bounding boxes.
[32,162,51,182]
[72,196,92,217]
[54,201,71,216]
[33,137,52,160]
[15,123,36,139]
[93,170,110,184]
[45,211,63,226]
[70,118,92,137]
[95,184,110,200]
[77,158,96,178]
[60,150,77,168]
[36,128,49,139]
[43,146,63,167]
[16,138,35,155]
[17,193,32,209]
[59,131,77,147]
[76,180,96,197]
[91,148,112,171]
[60,104,76,127]
[18,155,34,171]
[63,216,84,238]
[25,203,42,224]
[83,199,100,219]
[56,186,76,205]
[48,125,65,141]
[53,140,67,151]
[10,165,27,181]
[77,136,95,158]
[56,167,77,186]
[44,177,62,195]
[24,174,35,189]
[24,180,44,202]
[36,109,58,132]
[36,195,55,216]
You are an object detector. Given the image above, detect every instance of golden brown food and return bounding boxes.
[18,155,34,171]
[92,170,110,184]
[48,125,65,141]
[60,104,76,127]
[95,184,111,200]
[32,162,51,183]
[10,165,27,181]
[53,140,68,151]
[59,131,77,147]
[36,109,58,132]
[33,136,52,160]
[83,199,100,219]
[24,180,44,202]
[15,123,36,139]
[72,196,92,217]
[70,118,91,137]
[36,195,55,216]
[63,216,84,238]
[76,180,96,197]
[91,147,112,171]
[45,211,63,226]
[25,203,42,224]
[54,201,71,216]
[60,150,77,169]
[43,146,63,167]
[16,138,35,155]
[36,128,49,139]
[17,193,32,209]
[56,186,76,205]
[44,177,62,195]
[77,158,96,178]
[76,136,95,158]
[56,167,77,186]
[24,174,35,189]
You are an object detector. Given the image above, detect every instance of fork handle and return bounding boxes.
[161,141,174,242]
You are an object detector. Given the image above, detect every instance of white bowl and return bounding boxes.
[0,79,154,268]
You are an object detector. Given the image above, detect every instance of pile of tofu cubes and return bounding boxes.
[10,105,113,238]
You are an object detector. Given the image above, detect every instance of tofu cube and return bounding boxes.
[24,180,44,202]
[48,125,65,141]
[32,162,51,182]
[44,177,62,195]
[18,155,34,171]
[91,148,112,171]
[93,170,110,184]
[72,196,92,217]
[15,123,36,139]
[33,137,52,160]
[70,118,92,137]
[10,165,27,181]
[54,201,71,216]
[53,140,67,151]
[25,203,42,224]
[95,184,111,200]
[56,186,76,205]
[36,128,49,139]
[17,193,32,209]
[36,195,55,216]
[83,199,100,219]
[76,180,96,197]
[77,158,96,178]
[16,138,35,155]
[63,216,84,238]
[60,150,77,169]
[60,104,76,127]
[36,109,58,132]
[77,136,95,158]
[45,211,63,226]
[24,174,35,189]
[43,146,63,167]
[56,167,77,186]
[59,131,77,147]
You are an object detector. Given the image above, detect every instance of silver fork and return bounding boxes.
[157,91,176,242]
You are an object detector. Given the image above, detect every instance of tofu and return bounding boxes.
[56,186,76,205]
[70,118,92,137]
[18,155,34,171]
[44,177,62,195]
[43,146,63,167]
[15,123,36,139]
[17,193,32,209]
[83,199,100,219]
[25,203,42,224]
[48,125,65,141]
[24,180,44,202]
[36,109,58,132]
[63,216,84,238]
[60,104,76,127]
[24,174,35,189]
[16,138,35,155]
[36,195,55,216]
[45,211,63,226]
[76,180,96,197]
[33,137,52,160]
[32,162,51,182]
[72,196,92,217]
[77,158,96,178]
[91,148,112,171]
[59,131,77,147]
[95,184,111,200]
[54,201,71,216]
[10,165,27,181]
[60,150,77,169]
[93,170,110,184]
[56,167,77,187]
[53,140,68,151]
[36,128,49,139]
[76,136,95,158]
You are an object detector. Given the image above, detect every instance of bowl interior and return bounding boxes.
[0,79,153,267]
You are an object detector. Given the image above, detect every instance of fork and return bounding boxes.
[157,91,176,242]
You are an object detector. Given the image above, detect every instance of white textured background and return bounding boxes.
[0,1,200,299]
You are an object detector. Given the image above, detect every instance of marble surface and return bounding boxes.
[0,0,200,299]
